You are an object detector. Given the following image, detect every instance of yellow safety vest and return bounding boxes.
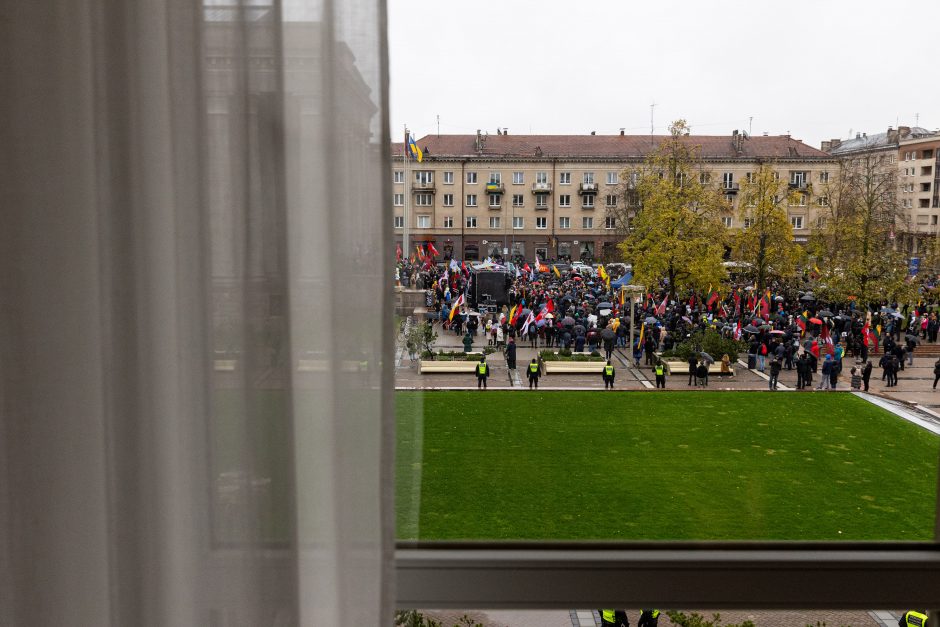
[904,611,928,627]
[601,610,617,624]
[655,364,664,375]
[529,363,539,374]
[604,365,614,376]
[477,363,487,375]
[646,610,660,618]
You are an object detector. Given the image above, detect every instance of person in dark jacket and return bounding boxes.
[638,610,660,627]
[687,353,698,386]
[769,357,782,390]
[862,359,873,391]
[796,353,808,389]
[602,360,616,389]
[526,358,541,389]
[505,337,517,370]
[475,356,490,389]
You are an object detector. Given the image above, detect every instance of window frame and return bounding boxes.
[443,171,454,184]
[535,216,547,229]
[416,215,431,229]
[558,216,570,230]
[582,216,593,229]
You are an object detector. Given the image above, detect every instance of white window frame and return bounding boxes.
[559,194,571,207]
[607,171,618,185]
[722,172,734,189]
[512,171,524,185]
[604,217,616,230]
[489,216,500,229]
[465,216,477,228]
[559,172,571,185]
[489,172,501,185]
[722,216,733,228]
[466,194,477,207]
[558,217,570,230]
[489,194,502,208]
[394,170,404,183]
[790,216,804,230]
[416,215,431,229]
[535,195,548,209]
[582,195,595,209]
[414,192,433,206]
[443,171,454,184]
[513,217,524,229]
[819,171,829,183]
[606,195,617,208]
[442,193,454,207]
[467,171,478,184]
[583,171,594,184]
[393,215,404,228]
[443,216,454,228]
[393,193,404,206]
[512,194,524,208]
[415,170,433,185]
[535,217,547,229]
[536,171,548,184]
[582,216,593,229]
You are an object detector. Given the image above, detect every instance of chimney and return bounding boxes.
[620,128,625,136]
[503,128,508,135]
[856,132,861,139]
[899,125,911,138]
[887,127,898,144]
[863,133,867,138]
[830,138,842,150]
[821,140,831,152]
[475,129,482,152]
[591,131,596,135]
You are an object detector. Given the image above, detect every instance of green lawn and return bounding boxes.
[396,391,939,541]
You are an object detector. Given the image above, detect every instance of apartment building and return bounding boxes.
[825,126,939,259]
[393,131,835,262]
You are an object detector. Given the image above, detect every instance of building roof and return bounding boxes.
[830,127,934,155]
[392,133,831,161]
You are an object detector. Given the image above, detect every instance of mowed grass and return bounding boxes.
[396,391,939,541]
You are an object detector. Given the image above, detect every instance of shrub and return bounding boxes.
[559,348,572,357]
[662,328,745,362]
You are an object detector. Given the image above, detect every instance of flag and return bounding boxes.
[734,321,742,340]
[508,304,517,325]
[636,322,645,350]
[427,242,440,257]
[448,294,464,322]
[552,264,561,278]
[416,245,424,260]
[461,261,469,276]
[759,290,770,319]
[449,258,460,272]
[522,263,531,274]
[796,315,807,335]
[618,289,626,307]
[396,243,402,262]
[544,298,554,314]
[732,290,741,316]
[819,323,834,356]
[521,311,536,336]
[407,133,423,162]
[706,287,719,309]
[656,295,668,316]
[597,264,608,282]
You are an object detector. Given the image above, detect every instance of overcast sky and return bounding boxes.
[388,0,938,149]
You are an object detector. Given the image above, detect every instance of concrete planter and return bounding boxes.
[542,360,607,374]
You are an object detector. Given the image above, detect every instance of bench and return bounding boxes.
[419,360,481,374]
[542,361,607,374]
[662,361,734,377]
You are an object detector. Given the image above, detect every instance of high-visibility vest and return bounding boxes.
[655,364,664,375]
[601,610,617,624]
[477,362,487,375]
[604,365,614,376]
[903,611,928,627]
[649,610,660,618]
[529,363,539,374]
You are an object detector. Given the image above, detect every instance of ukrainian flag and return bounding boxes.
[407,134,423,162]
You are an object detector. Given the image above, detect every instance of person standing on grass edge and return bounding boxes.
[603,360,616,389]
[933,357,940,391]
[527,358,540,389]
[769,356,782,390]
[654,360,666,388]
[476,355,490,389]
[505,337,516,371]
[862,359,872,392]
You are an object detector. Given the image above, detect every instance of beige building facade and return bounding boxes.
[393,131,836,263]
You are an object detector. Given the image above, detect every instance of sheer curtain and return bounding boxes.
[0,0,392,625]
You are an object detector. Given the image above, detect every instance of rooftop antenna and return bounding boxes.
[650,101,656,144]
[436,114,440,138]
[749,116,753,136]
[916,112,920,126]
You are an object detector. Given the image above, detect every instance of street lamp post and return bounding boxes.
[623,284,645,363]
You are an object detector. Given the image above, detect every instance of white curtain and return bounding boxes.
[0,0,392,625]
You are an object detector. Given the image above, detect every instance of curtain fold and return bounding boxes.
[0,0,391,625]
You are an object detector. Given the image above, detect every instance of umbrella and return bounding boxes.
[597,301,613,310]
[817,309,835,317]
[544,313,554,319]
[644,316,659,325]
[808,317,823,324]
[600,327,616,340]
[574,324,586,335]
[682,316,692,323]
[774,295,785,302]
[535,319,547,327]
[800,292,816,302]
[760,324,772,331]
[598,309,612,316]
[881,306,897,314]
[561,316,576,326]
[770,329,786,335]
[744,286,755,291]
[572,276,582,281]
[700,352,715,364]
[906,334,922,344]
[520,308,532,316]
[743,325,759,334]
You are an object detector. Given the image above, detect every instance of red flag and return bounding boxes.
[544,299,555,314]
[732,289,741,314]
[396,243,402,261]
[796,316,807,334]
[707,291,719,308]
[656,295,668,316]
[689,293,696,308]
[522,263,531,274]
[819,323,834,356]
[461,261,469,276]
[427,242,440,257]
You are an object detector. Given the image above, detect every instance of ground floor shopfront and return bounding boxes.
[398,233,623,264]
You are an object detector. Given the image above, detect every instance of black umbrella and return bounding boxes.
[574,324,586,335]
[597,301,613,310]
[561,316,576,326]
[800,292,816,302]
[644,316,659,325]
[818,309,835,318]
[700,352,715,364]
[744,324,759,334]
[906,334,922,344]
[601,327,616,340]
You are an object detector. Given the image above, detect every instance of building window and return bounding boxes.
[606,194,617,208]
[443,216,453,228]
[818,195,830,207]
[722,172,734,189]
[559,217,570,229]
[772,171,780,181]
[415,170,433,184]
[700,172,711,184]
[513,217,524,229]
[791,193,807,207]
[583,172,594,184]
[466,171,477,184]
[790,171,807,187]
[559,172,571,185]
[466,194,477,207]
[746,172,755,184]
[582,216,594,229]
[582,195,595,208]
[604,217,616,229]
[819,171,830,183]
[536,171,548,184]
[394,170,404,183]
[417,215,431,229]
[536,217,547,229]
[535,195,548,209]
[489,216,500,229]
[722,216,733,228]
[512,194,524,207]
[442,193,454,207]
[393,193,404,206]
[743,217,753,229]
[933,215,938,225]
[466,216,477,228]
[489,172,501,185]
[443,171,454,184]
[607,171,618,185]
[924,149,935,159]
[790,216,804,230]
[512,171,524,185]
[393,216,404,228]
[415,193,433,206]
[489,194,502,208]
[559,194,571,207]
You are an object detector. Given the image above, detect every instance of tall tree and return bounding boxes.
[809,152,915,305]
[618,120,727,298]
[731,162,802,295]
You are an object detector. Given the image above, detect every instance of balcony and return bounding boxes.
[578,182,598,195]
[724,184,739,194]
[485,183,505,194]
[488,202,502,211]
[412,182,436,193]
[531,182,553,194]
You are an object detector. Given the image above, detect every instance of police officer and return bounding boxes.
[603,360,615,389]
[476,355,490,389]
[638,609,661,627]
[598,609,629,627]
[899,610,929,627]
[527,358,541,389]
[654,360,666,388]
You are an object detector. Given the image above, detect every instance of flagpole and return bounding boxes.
[403,124,410,262]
